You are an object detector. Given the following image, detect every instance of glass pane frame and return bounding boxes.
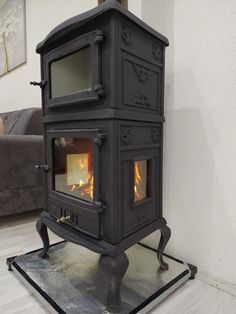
[131,157,152,208]
[44,30,103,109]
[47,129,101,208]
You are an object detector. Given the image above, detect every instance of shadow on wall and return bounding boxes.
[141,69,230,276]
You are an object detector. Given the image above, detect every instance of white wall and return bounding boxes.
[128,0,142,19]
[141,0,236,290]
[0,0,97,112]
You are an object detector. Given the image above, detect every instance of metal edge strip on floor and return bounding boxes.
[8,243,192,314]
[133,270,191,313]
[11,261,65,314]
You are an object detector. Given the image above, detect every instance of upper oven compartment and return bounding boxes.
[44,29,105,110]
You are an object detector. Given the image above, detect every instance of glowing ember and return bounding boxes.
[71,184,77,192]
[69,172,94,200]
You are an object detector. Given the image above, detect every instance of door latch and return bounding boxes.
[35,164,50,172]
[30,80,47,88]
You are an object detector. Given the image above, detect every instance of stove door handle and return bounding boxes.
[56,215,71,224]
[30,80,47,88]
[35,164,50,172]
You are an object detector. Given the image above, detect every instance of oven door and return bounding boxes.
[46,128,105,239]
[44,29,104,110]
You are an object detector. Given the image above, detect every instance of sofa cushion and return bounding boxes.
[0,108,43,135]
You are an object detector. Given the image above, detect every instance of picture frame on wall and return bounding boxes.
[0,0,26,77]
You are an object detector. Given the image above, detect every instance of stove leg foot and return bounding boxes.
[157,224,171,270]
[99,252,129,312]
[36,217,50,258]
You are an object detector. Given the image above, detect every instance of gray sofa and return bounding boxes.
[0,108,44,217]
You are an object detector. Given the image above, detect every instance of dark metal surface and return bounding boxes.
[36,211,167,258]
[10,242,191,314]
[157,225,171,270]
[34,2,173,310]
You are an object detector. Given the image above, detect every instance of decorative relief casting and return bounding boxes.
[121,27,132,45]
[133,215,150,229]
[153,42,162,63]
[120,127,131,145]
[152,127,161,143]
[133,91,151,107]
[133,63,151,83]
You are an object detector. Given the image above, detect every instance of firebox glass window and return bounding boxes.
[53,137,93,202]
[50,47,92,98]
[134,160,149,203]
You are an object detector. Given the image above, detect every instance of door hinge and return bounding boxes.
[94,84,106,97]
[94,131,106,146]
[94,201,106,213]
[94,30,105,45]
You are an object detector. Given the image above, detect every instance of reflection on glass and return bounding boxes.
[134,160,148,202]
[51,47,91,98]
[53,137,93,202]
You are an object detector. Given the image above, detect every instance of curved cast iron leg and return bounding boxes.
[157,225,171,270]
[36,217,50,258]
[99,252,129,312]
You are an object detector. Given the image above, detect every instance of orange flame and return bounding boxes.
[82,174,94,200]
[134,162,142,199]
[68,152,94,201]
[70,172,94,200]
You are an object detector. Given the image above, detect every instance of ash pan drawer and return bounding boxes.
[48,195,100,239]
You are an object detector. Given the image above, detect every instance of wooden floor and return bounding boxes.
[0,213,235,314]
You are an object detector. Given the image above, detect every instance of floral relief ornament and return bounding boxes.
[153,42,162,63]
[121,128,131,145]
[133,63,151,83]
[152,127,161,143]
[121,26,132,45]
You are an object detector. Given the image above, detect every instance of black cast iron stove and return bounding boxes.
[34,1,171,311]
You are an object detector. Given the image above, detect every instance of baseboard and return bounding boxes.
[197,271,236,297]
[140,238,236,297]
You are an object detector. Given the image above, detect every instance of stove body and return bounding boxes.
[35,1,170,311]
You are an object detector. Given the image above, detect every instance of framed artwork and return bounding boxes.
[0,0,26,77]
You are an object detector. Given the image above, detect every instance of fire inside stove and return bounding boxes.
[134,160,149,203]
[53,137,93,202]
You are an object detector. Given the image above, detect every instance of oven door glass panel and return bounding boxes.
[53,137,93,202]
[50,47,92,98]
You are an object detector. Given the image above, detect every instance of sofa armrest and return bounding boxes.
[0,135,44,190]
[22,108,43,135]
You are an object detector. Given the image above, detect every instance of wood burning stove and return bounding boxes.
[33,1,171,311]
